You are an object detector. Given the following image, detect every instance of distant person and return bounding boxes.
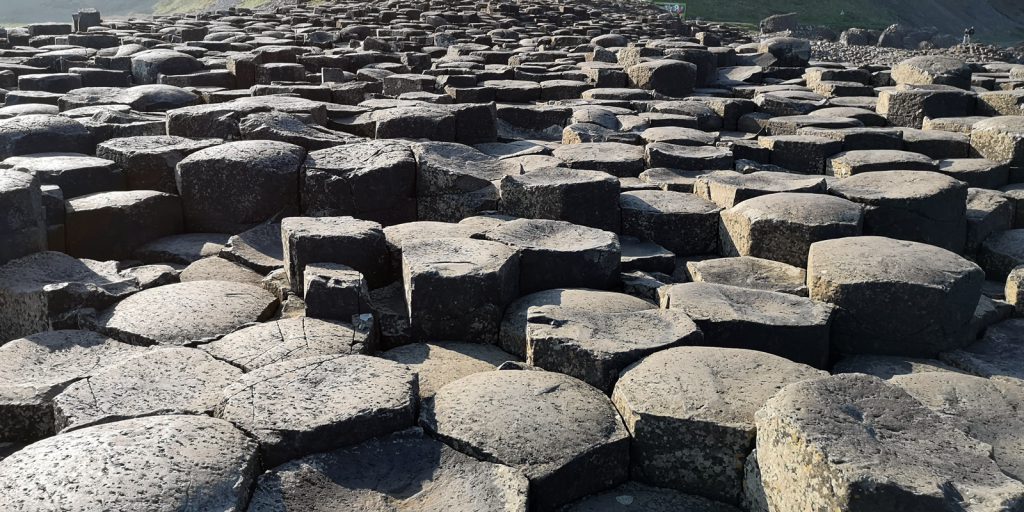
[964,26,975,45]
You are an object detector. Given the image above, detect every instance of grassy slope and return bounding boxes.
[687,0,895,31]
[152,0,217,15]
[685,0,1024,43]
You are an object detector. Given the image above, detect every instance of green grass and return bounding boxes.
[152,0,217,15]
[685,0,897,31]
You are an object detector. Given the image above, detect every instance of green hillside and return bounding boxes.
[685,0,1024,44]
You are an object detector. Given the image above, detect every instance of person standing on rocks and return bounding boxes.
[964,26,975,46]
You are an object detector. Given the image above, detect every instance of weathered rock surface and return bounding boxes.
[483,218,620,293]
[381,342,515,400]
[0,330,146,441]
[422,370,630,512]
[403,237,519,344]
[217,354,416,468]
[93,280,277,346]
[52,347,240,432]
[201,316,373,371]
[808,236,983,356]
[499,289,655,358]
[755,373,1024,511]
[248,428,530,512]
[613,347,824,504]
[0,415,258,512]
[526,306,702,392]
[664,282,833,368]
[0,251,138,344]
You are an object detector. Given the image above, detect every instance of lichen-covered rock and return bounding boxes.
[0,251,139,344]
[526,306,702,393]
[216,354,416,468]
[52,347,240,432]
[202,316,373,371]
[755,373,1024,511]
[499,289,655,358]
[380,342,515,399]
[613,347,825,504]
[93,280,277,346]
[0,330,146,441]
[0,415,258,512]
[422,370,630,511]
[248,428,529,512]
[808,236,983,356]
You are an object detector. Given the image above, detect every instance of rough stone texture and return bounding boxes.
[303,263,371,321]
[3,153,124,199]
[96,136,221,193]
[563,482,742,512]
[755,373,1024,512]
[965,188,1013,255]
[808,236,984,356]
[52,347,240,432]
[0,115,93,160]
[498,167,620,232]
[825,149,938,178]
[414,142,521,221]
[0,330,146,441]
[180,256,264,285]
[0,415,258,512]
[828,171,968,253]
[220,222,284,274]
[971,116,1024,167]
[832,354,964,379]
[282,216,390,294]
[686,256,808,296]
[176,140,306,234]
[383,220,481,272]
[941,319,1024,387]
[526,306,702,392]
[484,218,620,293]
[891,56,972,89]
[201,316,373,371]
[403,237,519,344]
[421,370,630,512]
[381,342,515,399]
[693,170,826,208]
[301,140,417,226]
[248,428,530,512]
[627,60,697,97]
[720,192,863,268]
[620,236,675,274]
[891,371,1024,481]
[663,282,833,368]
[553,142,645,178]
[978,229,1024,280]
[64,190,184,261]
[0,251,139,344]
[93,280,277,346]
[613,347,825,504]
[130,232,228,265]
[877,84,975,129]
[216,354,416,468]
[499,289,655,359]
[620,190,721,255]
[0,169,46,266]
